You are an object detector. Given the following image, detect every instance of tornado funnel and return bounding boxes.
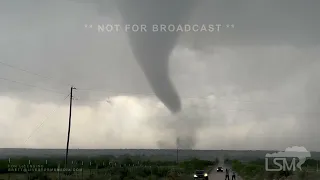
[116,0,195,113]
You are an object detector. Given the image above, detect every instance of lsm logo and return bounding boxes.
[265,146,311,171]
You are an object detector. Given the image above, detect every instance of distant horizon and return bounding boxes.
[1,148,319,152]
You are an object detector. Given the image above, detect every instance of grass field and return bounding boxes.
[0,156,217,180]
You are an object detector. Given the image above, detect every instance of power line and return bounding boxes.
[0,60,317,109]
[0,76,66,95]
[24,93,70,145]
[75,88,320,115]
[0,60,316,114]
[0,60,73,87]
[73,96,320,116]
[75,88,285,104]
[76,88,315,111]
[0,60,311,108]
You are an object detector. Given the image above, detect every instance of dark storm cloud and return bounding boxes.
[115,0,196,113]
[1,0,320,150]
[1,0,319,100]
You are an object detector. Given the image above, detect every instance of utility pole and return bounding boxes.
[65,86,76,168]
[176,147,179,164]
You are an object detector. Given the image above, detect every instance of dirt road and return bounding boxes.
[208,157,243,180]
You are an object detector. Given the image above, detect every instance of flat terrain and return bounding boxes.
[1,148,320,161]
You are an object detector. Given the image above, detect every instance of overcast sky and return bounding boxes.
[0,0,320,151]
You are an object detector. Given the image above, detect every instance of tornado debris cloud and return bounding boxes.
[116,0,196,113]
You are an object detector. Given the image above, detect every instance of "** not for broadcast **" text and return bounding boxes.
[84,24,235,33]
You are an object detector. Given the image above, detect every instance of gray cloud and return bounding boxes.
[0,0,319,150]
